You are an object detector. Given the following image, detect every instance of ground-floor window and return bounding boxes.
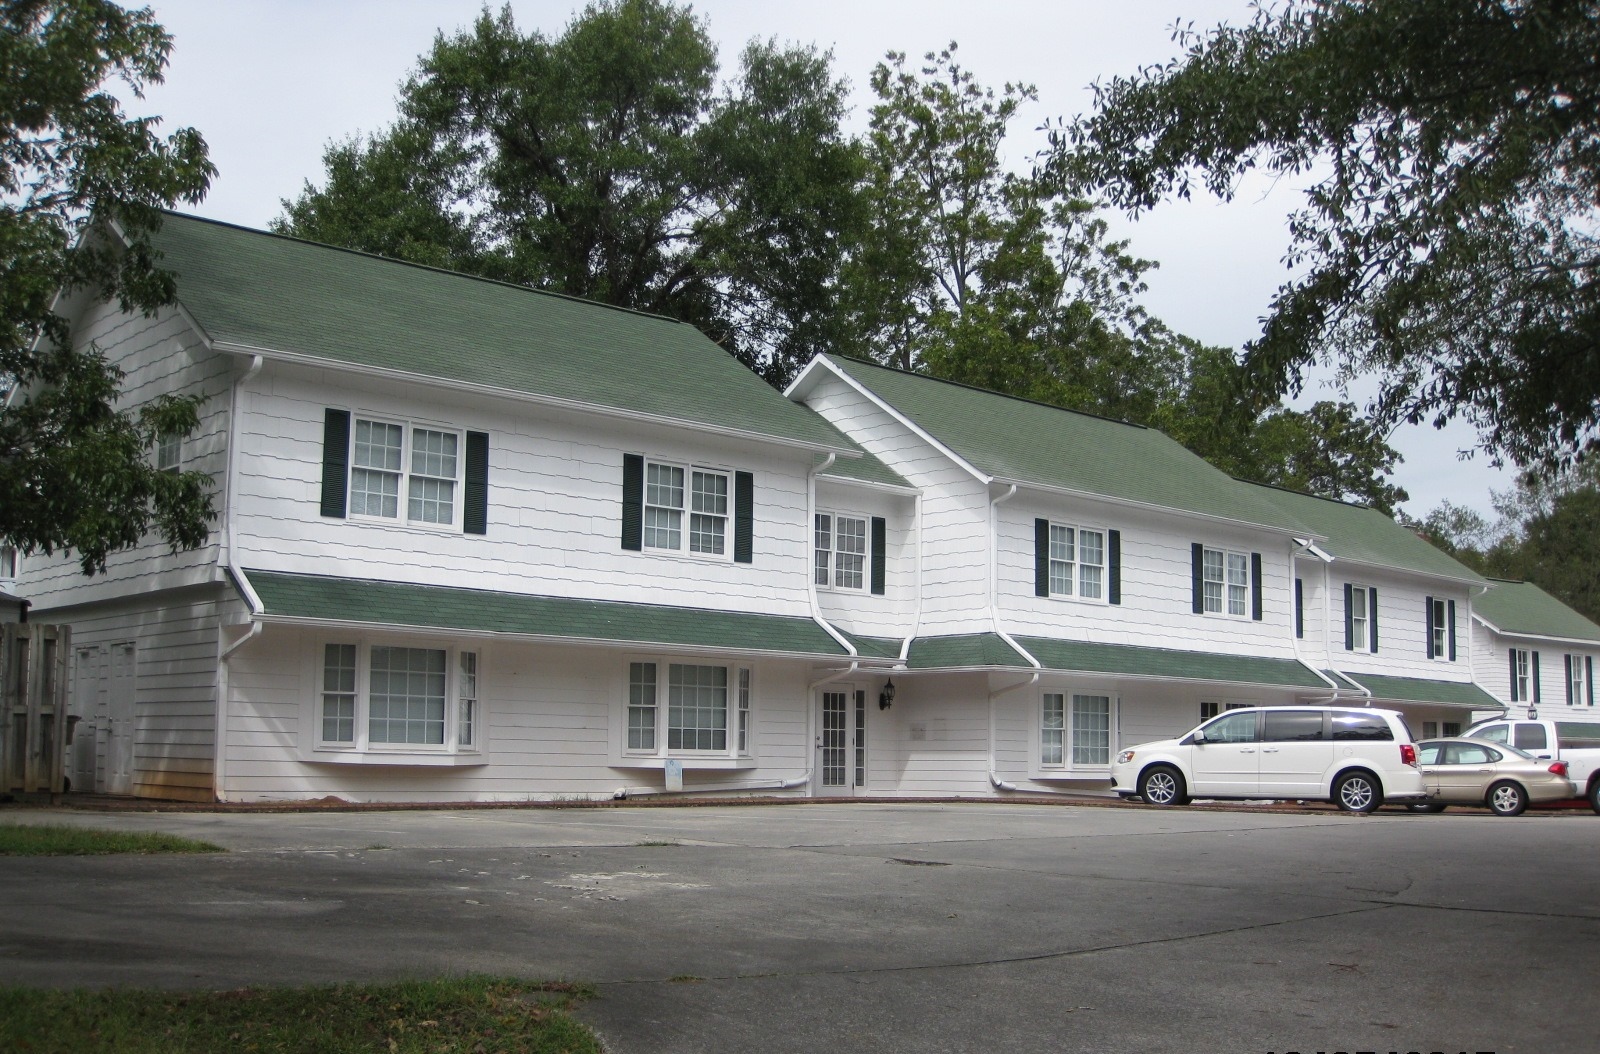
[626,658,753,758]
[1421,720,1462,739]
[318,641,480,752]
[1041,691,1116,769]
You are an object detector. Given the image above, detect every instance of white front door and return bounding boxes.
[99,642,136,795]
[816,688,866,796]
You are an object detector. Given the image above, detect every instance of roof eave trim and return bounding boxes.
[252,612,894,663]
[816,474,920,496]
[991,476,1318,539]
[1307,552,1486,588]
[1468,616,1600,648]
[214,340,860,458]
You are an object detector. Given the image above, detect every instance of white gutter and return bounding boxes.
[805,453,857,658]
[213,353,266,803]
[987,485,1042,793]
[989,475,1316,541]
[1289,539,1342,696]
[213,340,857,461]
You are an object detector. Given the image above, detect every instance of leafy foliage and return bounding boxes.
[278,0,862,387]
[0,0,216,574]
[1072,0,1600,470]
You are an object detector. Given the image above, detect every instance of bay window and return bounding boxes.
[625,658,753,758]
[317,641,480,753]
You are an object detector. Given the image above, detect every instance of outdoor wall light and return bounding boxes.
[879,678,896,710]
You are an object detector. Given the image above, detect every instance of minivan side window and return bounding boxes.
[1205,711,1259,743]
[1331,712,1394,741]
[1263,711,1325,742]
[1513,723,1548,751]
[1473,723,1509,744]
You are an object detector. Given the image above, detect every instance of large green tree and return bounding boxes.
[278,0,862,387]
[1,0,216,575]
[1072,0,1600,471]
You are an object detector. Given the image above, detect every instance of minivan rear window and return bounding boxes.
[1263,711,1325,742]
[1331,712,1394,741]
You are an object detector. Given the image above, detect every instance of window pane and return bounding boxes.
[667,664,727,751]
[691,470,727,515]
[321,643,357,743]
[1071,694,1111,765]
[835,516,866,589]
[690,512,725,555]
[1208,711,1259,743]
[738,668,751,754]
[628,662,657,750]
[1049,524,1073,596]
[410,429,457,479]
[814,514,832,586]
[1041,693,1065,766]
[458,652,477,748]
[646,464,683,509]
[354,420,403,471]
[368,647,446,745]
[350,467,400,518]
[408,475,455,524]
[1227,553,1249,616]
[1262,711,1324,742]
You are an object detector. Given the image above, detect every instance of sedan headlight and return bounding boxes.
[1116,750,1136,764]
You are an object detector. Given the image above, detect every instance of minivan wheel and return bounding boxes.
[1138,765,1188,807]
[1487,780,1528,817]
[1334,771,1381,813]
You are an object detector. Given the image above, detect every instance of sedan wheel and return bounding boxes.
[1487,780,1528,817]
[1334,771,1381,813]
[1407,803,1447,813]
[1138,765,1188,807]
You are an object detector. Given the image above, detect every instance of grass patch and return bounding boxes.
[0,824,223,856]
[0,976,601,1054]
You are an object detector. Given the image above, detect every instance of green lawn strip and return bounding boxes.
[0,823,224,856]
[0,977,602,1054]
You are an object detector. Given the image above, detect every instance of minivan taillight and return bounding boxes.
[1399,743,1417,766]
[1549,761,1569,777]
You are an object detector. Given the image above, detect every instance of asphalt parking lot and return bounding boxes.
[1,800,1596,1053]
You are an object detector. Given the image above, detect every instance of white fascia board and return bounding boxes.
[1469,613,1600,649]
[997,476,1322,542]
[253,613,900,665]
[1318,554,1487,589]
[815,473,920,497]
[797,356,991,486]
[214,340,861,459]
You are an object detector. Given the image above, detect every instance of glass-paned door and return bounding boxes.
[817,688,866,795]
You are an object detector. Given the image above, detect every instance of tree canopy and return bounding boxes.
[1071,0,1600,471]
[1,0,216,574]
[277,0,862,388]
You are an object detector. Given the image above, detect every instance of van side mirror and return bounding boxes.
[1191,729,1207,745]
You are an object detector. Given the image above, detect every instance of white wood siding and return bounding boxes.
[1327,573,1475,682]
[231,364,817,618]
[813,480,914,638]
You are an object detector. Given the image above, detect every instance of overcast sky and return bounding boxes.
[135,0,1515,519]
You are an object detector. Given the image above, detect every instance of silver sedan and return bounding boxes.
[1411,738,1577,816]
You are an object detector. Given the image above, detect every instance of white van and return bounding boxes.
[1463,718,1600,814]
[1110,706,1427,813]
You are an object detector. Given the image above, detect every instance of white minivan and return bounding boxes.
[1464,717,1600,814]
[1110,706,1427,813]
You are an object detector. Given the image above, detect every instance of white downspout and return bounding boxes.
[805,453,857,657]
[987,485,1042,792]
[898,490,924,664]
[1289,541,1342,697]
[213,354,265,803]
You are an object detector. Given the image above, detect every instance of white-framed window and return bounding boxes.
[1511,648,1531,702]
[1350,585,1372,651]
[625,658,753,757]
[1047,523,1106,601]
[815,512,868,590]
[1041,691,1116,769]
[349,417,462,528]
[0,544,15,583]
[645,460,729,557]
[1429,596,1448,658]
[156,432,182,473]
[1202,547,1249,616]
[1568,654,1585,706]
[318,641,481,752]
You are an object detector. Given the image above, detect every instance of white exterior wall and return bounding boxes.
[803,375,998,636]
[1325,571,1475,683]
[998,493,1300,659]
[1471,619,1600,714]
[221,624,816,802]
[1293,557,1331,662]
[232,362,818,618]
[20,300,231,609]
[813,479,914,639]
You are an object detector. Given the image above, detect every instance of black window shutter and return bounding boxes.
[621,454,644,551]
[1510,650,1520,702]
[1368,587,1379,651]
[1191,543,1204,614]
[1108,529,1122,606]
[1567,655,1576,705]
[870,516,887,595]
[1035,519,1051,597]
[1588,656,1594,705]
[1250,552,1263,621]
[1533,651,1541,702]
[463,431,489,535]
[1447,599,1457,661]
[320,409,350,518]
[1294,578,1303,639]
[733,471,754,564]
[1424,597,1435,658]
[1344,583,1354,650]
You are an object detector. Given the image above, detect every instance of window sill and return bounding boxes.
[614,755,757,771]
[306,749,487,767]
[1030,766,1112,781]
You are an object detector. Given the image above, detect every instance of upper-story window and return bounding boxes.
[1509,647,1536,702]
[815,512,867,589]
[644,461,728,556]
[1048,523,1106,601]
[1566,654,1588,707]
[1425,595,1455,660]
[0,544,15,583]
[320,410,489,536]
[1203,547,1249,616]
[1345,583,1378,652]
[156,432,182,473]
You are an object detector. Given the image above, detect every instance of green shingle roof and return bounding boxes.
[906,633,1031,669]
[1014,636,1329,689]
[815,450,911,490]
[818,356,1309,533]
[242,570,856,658]
[150,213,852,451]
[1247,482,1485,583]
[1343,673,1501,710]
[1475,580,1600,642]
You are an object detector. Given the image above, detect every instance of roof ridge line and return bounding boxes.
[158,210,691,327]
[828,353,1152,431]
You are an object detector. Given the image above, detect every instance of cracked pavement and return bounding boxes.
[1,802,1595,1052]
